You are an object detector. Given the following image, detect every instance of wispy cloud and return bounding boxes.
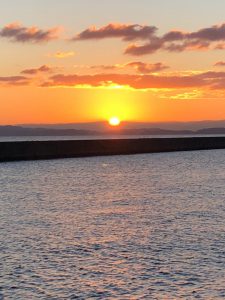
[49,51,75,58]
[21,65,53,75]
[91,61,169,74]
[0,76,29,86]
[214,61,225,67]
[0,22,61,43]
[125,61,169,73]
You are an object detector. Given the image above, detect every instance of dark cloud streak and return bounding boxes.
[21,65,52,75]
[73,22,225,56]
[0,76,29,86]
[73,23,157,41]
[214,61,225,67]
[0,23,60,43]
[90,61,169,74]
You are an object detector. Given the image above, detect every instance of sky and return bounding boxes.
[1,0,225,125]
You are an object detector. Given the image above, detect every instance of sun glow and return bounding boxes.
[109,116,121,126]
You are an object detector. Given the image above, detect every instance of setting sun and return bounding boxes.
[109,117,121,126]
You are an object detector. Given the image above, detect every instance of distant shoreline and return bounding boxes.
[1,137,225,162]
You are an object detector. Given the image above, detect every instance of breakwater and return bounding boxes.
[0,137,225,162]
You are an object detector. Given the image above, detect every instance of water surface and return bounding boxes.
[1,134,225,142]
[1,150,225,299]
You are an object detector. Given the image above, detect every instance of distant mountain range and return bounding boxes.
[1,125,225,136]
[19,120,225,131]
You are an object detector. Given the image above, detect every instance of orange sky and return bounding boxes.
[1,0,225,125]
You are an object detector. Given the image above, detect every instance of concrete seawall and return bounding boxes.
[0,137,225,162]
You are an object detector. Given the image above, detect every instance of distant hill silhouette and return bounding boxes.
[20,120,225,131]
[1,125,225,136]
[0,126,98,136]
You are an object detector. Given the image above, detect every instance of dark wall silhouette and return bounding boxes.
[1,137,225,162]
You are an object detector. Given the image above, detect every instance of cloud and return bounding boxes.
[164,40,210,52]
[0,22,61,43]
[41,71,225,90]
[187,23,225,41]
[2,70,225,90]
[0,76,29,86]
[215,43,225,50]
[125,40,164,56]
[125,62,169,73]
[126,23,225,55]
[194,71,225,89]
[91,61,169,74]
[49,51,75,58]
[21,65,53,75]
[90,64,119,71]
[73,23,157,41]
[214,61,225,67]
[75,22,225,56]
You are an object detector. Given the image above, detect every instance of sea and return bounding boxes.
[1,134,225,142]
[1,137,225,299]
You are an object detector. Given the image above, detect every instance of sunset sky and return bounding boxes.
[1,0,225,125]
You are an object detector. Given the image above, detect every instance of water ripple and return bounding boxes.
[1,150,225,299]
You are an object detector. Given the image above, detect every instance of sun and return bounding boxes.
[109,116,121,126]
